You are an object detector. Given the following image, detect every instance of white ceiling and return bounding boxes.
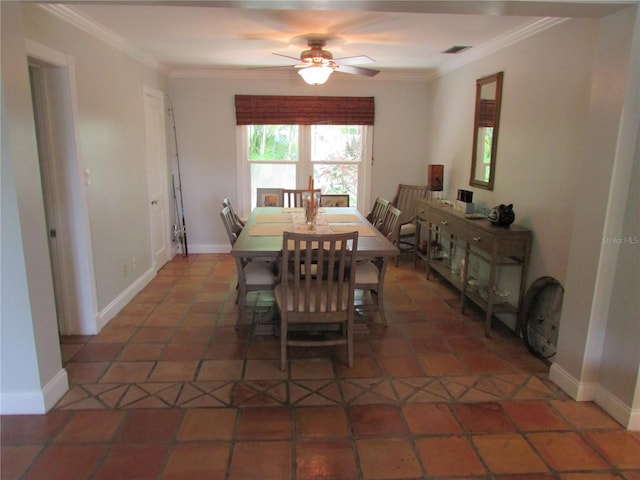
[48,1,632,77]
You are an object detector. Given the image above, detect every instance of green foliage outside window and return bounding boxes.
[248,125,298,161]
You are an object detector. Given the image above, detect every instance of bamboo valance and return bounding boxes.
[235,95,375,125]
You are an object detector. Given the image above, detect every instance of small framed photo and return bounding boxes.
[257,188,284,207]
[320,194,350,208]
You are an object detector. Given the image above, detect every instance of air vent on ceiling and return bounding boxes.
[442,45,471,54]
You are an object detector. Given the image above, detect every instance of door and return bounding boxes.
[143,86,171,270]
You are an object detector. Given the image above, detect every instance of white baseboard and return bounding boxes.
[550,362,639,430]
[594,384,640,430]
[549,362,597,400]
[97,266,156,330]
[182,243,230,254]
[0,368,69,414]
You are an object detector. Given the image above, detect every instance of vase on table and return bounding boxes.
[302,191,320,229]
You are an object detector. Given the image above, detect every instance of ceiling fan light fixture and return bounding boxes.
[298,65,333,85]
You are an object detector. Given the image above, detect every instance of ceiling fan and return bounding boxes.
[271,39,380,85]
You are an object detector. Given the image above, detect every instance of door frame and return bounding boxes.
[142,85,172,270]
[27,40,99,335]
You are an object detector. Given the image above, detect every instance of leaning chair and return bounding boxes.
[220,206,277,328]
[275,231,359,370]
[391,184,428,265]
[355,206,401,326]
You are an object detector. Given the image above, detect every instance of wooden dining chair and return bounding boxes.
[222,196,245,230]
[283,189,321,208]
[355,206,401,326]
[391,184,428,264]
[366,196,390,229]
[275,231,359,370]
[220,206,277,327]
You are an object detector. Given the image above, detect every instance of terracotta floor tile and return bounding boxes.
[559,474,622,480]
[357,438,423,479]
[378,355,425,377]
[296,440,359,479]
[206,341,249,359]
[1,411,72,443]
[1,445,43,480]
[551,400,623,430]
[172,326,215,343]
[71,342,124,362]
[529,432,610,471]
[130,327,175,343]
[94,444,167,480]
[502,400,570,431]
[228,441,291,479]
[55,410,125,442]
[295,406,350,438]
[418,352,468,375]
[401,403,462,434]
[100,361,155,383]
[94,326,137,343]
[244,358,288,380]
[117,343,165,361]
[116,409,183,442]
[450,402,517,433]
[236,406,291,440]
[473,433,548,474]
[162,443,230,480]
[161,342,208,360]
[197,359,244,380]
[416,435,486,476]
[176,408,236,441]
[350,404,408,437]
[22,444,105,480]
[290,358,335,379]
[148,360,198,382]
[584,431,640,469]
[335,355,380,378]
[65,361,110,384]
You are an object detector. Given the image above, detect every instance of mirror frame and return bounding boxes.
[470,71,503,191]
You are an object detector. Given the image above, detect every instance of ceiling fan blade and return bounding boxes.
[332,55,375,65]
[335,64,380,77]
[273,52,302,62]
[248,64,296,70]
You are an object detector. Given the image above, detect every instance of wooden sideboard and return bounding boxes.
[415,199,532,336]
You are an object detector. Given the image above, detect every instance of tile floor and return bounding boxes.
[2,253,639,479]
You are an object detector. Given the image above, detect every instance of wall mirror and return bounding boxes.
[470,71,503,190]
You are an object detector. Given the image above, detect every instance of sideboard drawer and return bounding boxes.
[429,210,467,238]
[467,227,497,253]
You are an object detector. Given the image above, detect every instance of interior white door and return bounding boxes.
[143,86,171,270]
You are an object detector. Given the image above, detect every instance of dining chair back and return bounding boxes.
[221,206,277,328]
[366,197,390,229]
[220,205,242,245]
[283,189,321,208]
[354,206,401,326]
[391,184,428,264]
[222,197,245,229]
[275,231,359,370]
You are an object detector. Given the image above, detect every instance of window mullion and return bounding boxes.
[298,125,312,186]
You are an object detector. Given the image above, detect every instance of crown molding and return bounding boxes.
[40,4,169,75]
[431,17,569,79]
[39,5,568,82]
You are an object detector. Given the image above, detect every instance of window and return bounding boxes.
[234,95,374,216]
[238,124,372,214]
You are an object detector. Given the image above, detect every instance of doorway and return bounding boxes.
[27,43,98,336]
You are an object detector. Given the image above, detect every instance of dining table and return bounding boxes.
[231,206,399,334]
[231,206,399,260]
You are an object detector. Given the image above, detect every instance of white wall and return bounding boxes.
[22,4,168,315]
[167,74,430,253]
[0,3,168,413]
[425,10,639,428]
[1,2,68,413]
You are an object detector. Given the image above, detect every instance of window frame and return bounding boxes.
[236,124,373,218]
